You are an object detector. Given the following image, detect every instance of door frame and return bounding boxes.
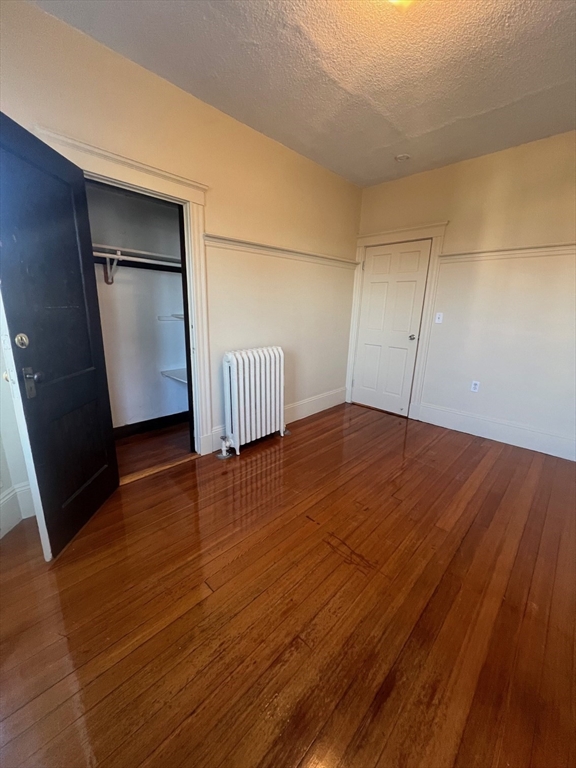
[1,296,52,559]
[34,126,214,457]
[346,222,448,419]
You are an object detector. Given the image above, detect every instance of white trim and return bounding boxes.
[285,387,346,422]
[0,482,36,539]
[346,223,447,405]
[34,126,208,202]
[204,234,358,270]
[345,245,366,401]
[212,427,225,453]
[188,205,214,455]
[407,231,447,417]
[0,298,51,558]
[357,222,449,248]
[14,482,35,519]
[417,404,575,462]
[210,387,346,452]
[437,242,575,263]
[0,486,21,538]
[34,128,214,456]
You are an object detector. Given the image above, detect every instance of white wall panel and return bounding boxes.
[95,265,188,427]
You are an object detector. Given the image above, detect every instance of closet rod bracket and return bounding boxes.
[103,251,121,285]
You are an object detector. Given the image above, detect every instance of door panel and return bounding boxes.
[373,252,391,274]
[362,345,381,390]
[0,112,118,557]
[385,347,408,396]
[352,239,432,415]
[367,282,388,330]
[393,281,417,331]
[399,249,422,272]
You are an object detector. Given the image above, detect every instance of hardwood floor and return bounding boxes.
[0,404,574,768]
[115,422,193,481]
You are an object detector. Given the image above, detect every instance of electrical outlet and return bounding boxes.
[471,381,480,392]
[435,312,443,324]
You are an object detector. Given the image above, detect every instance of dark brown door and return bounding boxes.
[0,112,118,557]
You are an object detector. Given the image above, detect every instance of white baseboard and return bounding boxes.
[16,483,36,519]
[285,387,346,423]
[198,433,214,456]
[211,430,224,453]
[0,486,21,538]
[414,403,575,461]
[0,482,34,538]
[211,387,347,452]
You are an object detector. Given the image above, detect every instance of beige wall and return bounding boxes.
[417,247,575,460]
[0,2,360,259]
[361,132,576,254]
[360,133,576,460]
[0,1,361,459]
[207,246,354,432]
[1,0,573,482]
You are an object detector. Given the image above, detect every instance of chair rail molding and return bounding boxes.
[204,234,358,270]
[34,125,214,456]
[348,228,575,461]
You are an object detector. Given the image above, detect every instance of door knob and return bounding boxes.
[409,334,416,340]
[22,367,44,398]
[24,370,44,383]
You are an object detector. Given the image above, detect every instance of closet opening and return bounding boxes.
[85,180,196,483]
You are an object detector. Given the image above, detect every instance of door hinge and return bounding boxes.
[362,261,365,271]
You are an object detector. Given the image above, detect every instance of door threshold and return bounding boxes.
[119,453,198,486]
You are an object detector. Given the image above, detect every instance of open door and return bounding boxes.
[0,112,118,557]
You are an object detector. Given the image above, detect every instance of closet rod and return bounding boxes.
[94,252,182,282]
[93,251,179,268]
[93,243,180,264]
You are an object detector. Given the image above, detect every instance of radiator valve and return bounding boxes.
[217,435,233,460]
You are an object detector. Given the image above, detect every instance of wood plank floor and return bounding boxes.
[0,404,574,768]
[115,422,192,479]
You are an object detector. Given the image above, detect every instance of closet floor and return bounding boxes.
[115,422,193,482]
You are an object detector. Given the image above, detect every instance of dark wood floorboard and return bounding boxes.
[115,422,191,478]
[0,404,573,768]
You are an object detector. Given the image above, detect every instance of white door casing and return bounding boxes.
[33,126,214,457]
[351,239,432,415]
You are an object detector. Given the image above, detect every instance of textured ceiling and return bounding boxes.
[35,0,576,186]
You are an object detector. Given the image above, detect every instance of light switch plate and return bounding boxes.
[471,381,480,392]
[435,312,443,323]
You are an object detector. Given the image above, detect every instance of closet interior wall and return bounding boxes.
[86,181,190,432]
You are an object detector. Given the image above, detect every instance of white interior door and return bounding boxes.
[352,239,432,415]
